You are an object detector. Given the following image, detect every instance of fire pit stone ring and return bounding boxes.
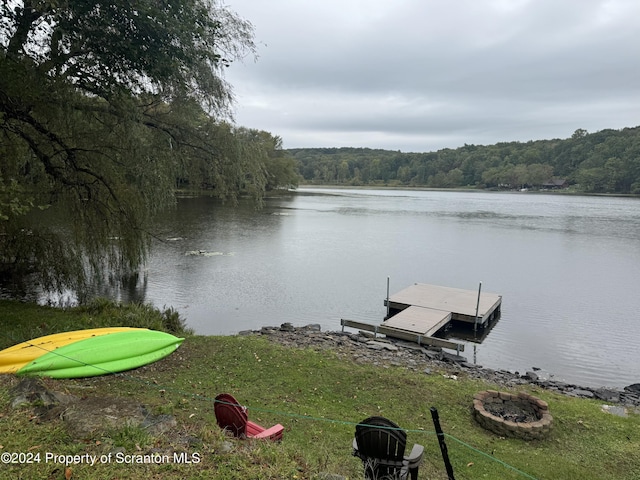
[473,390,553,440]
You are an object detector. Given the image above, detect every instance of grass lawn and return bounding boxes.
[1,300,639,479]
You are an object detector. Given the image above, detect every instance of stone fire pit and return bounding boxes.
[473,390,553,440]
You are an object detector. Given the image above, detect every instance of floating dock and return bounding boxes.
[385,283,502,326]
[342,282,502,352]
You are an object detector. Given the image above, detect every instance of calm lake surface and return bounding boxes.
[131,187,640,389]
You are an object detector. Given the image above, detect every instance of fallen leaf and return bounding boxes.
[467,462,474,467]
[65,467,72,480]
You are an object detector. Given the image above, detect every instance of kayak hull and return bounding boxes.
[0,328,183,378]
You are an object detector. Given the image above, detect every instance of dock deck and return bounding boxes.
[382,306,452,337]
[386,283,502,326]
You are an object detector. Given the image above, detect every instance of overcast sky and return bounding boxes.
[223,0,640,152]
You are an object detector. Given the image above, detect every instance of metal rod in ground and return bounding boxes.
[430,407,456,480]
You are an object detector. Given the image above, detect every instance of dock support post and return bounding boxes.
[474,281,482,335]
[386,276,390,319]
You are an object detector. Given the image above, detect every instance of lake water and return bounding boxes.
[125,187,640,389]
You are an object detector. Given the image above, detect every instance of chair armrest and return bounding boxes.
[405,443,424,466]
[252,423,284,441]
[352,438,362,458]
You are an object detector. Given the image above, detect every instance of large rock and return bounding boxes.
[11,378,76,410]
[624,383,640,393]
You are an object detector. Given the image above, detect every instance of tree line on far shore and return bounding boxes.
[289,126,640,194]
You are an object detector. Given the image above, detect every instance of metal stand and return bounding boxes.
[430,407,456,480]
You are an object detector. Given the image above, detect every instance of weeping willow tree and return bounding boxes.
[0,0,268,296]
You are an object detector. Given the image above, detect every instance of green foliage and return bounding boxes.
[1,0,254,112]
[0,299,192,348]
[234,128,299,192]
[0,1,297,297]
[74,299,193,335]
[291,126,640,194]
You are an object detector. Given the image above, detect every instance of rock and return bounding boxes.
[620,392,640,406]
[523,371,539,382]
[569,389,595,399]
[530,369,551,382]
[537,380,570,391]
[441,351,467,364]
[366,341,398,351]
[624,383,640,393]
[280,322,295,332]
[303,323,322,331]
[358,331,376,339]
[601,405,628,417]
[594,389,620,403]
[10,378,77,410]
[392,341,420,351]
[422,349,440,360]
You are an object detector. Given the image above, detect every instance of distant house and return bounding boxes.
[542,178,569,189]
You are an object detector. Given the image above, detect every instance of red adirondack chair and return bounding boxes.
[214,393,284,441]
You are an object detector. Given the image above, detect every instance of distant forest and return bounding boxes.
[287,126,640,194]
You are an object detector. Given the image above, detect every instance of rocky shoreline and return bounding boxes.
[240,323,640,410]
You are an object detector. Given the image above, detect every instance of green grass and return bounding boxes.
[0,298,192,348]
[1,300,640,479]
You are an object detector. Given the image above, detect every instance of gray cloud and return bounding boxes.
[224,0,640,151]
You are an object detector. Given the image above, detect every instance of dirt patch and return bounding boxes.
[8,377,177,440]
[63,395,176,438]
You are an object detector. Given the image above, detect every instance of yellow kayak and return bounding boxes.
[0,327,141,374]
